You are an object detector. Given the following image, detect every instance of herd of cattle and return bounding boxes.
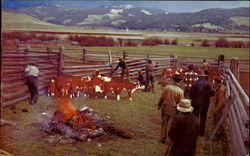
[48,74,145,101]
[47,67,224,101]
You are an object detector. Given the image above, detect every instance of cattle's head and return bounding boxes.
[48,79,56,96]
[102,76,111,82]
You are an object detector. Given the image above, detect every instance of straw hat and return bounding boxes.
[177,99,193,113]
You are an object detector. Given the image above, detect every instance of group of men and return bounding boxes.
[157,62,226,155]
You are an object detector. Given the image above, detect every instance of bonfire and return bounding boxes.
[41,96,134,144]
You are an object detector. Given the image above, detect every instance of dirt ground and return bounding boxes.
[0,93,231,156]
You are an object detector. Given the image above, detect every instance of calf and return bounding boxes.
[48,75,90,98]
[101,80,143,101]
[161,68,184,80]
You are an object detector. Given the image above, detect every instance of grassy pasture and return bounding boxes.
[0,84,230,156]
[31,43,249,60]
[230,16,250,26]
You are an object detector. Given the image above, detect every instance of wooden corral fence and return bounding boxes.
[1,46,63,108]
[209,60,249,156]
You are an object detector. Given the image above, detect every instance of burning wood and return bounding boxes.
[41,96,134,144]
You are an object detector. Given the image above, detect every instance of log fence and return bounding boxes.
[1,45,249,156]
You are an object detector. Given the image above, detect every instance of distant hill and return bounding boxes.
[2,5,250,32]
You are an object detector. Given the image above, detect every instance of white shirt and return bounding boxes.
[25,65,39,77]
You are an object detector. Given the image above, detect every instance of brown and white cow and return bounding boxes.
[48,75,91,98]
[161,68,184,80]
[100,80,144,101]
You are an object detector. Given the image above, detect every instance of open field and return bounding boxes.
[28,43,249,60]
[0,84,230,156]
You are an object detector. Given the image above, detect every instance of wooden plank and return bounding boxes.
[229,78,249,121]
[2,54,58,58]
[228,105,247,156]
[3,89,28,99]
[2,81,26,89]
[228,69,249,108]
[232,97,249,142]
[226,117,238,156]
[64,64,112,69]
[2,95,30,108]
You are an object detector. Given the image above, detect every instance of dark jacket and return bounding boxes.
[146,63,154,74]
[114,61,127,71]
[138,73,145,85]
[168,113,199,156]
[189,79,215,113]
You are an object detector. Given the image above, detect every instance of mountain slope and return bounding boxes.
[2,5,250,32]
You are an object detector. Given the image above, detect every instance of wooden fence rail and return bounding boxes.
[209,66,249,156]
[1,47,62,108]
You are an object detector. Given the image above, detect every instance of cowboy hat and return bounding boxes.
[172,74,182,81]
[177,99,193,113]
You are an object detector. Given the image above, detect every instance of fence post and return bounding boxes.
[230,58,239,80]
[170,54,177,68]
[47,47,51,55]
[146,55,150,61]
[24,46,30,63]
[108,50,112,63]
[123,51,126,60]
[83,48,87,62]
[16,44,19,53]
[58,46,65,76]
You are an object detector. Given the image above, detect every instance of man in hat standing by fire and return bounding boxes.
[167,98,199,156]
[189,73,215,136]
[158,74,184,144]
[24,62,39,105]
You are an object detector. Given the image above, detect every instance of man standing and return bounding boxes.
[145,60,155,93]
[112,58,130,81]
[167,99,199,156]
[183,64,199,97]
[24,62,39,105]
[137,70,146,86]
[158,74,184,143]
[201,59,209,75]
[189,74,215,136]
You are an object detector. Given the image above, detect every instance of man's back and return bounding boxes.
[190,79,214,100]
[25,65,39,77]
[160,85,184,115]
[169,113,199,148]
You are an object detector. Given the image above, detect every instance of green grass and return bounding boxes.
[30,43,249,60]
[230,16,250,26]
[0,84,230,156]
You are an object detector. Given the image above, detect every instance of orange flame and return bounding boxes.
[54,96,97,130]
[55,96,78,120]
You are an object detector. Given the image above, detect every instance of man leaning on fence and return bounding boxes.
[24,62,39,105]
